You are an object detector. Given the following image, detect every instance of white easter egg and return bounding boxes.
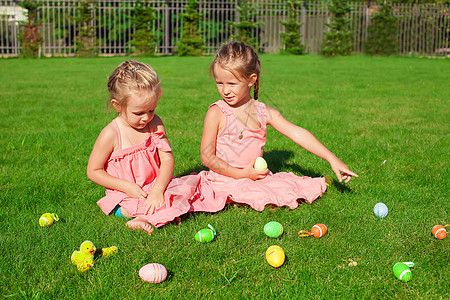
[373,202,388,218]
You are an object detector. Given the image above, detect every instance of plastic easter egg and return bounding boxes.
[39,213,59,227]
[311,224,327,238]
[195,229,214,242]
[266,245,285,268]
[324,175,333,186]
[373,203,388,218]
[195,224,216,243]
[264,221,283,238]
[254,157,268,171]
[139,263,168,283]
[432,225,447,240]
[393,262,412,282]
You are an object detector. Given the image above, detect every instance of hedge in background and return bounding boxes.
[177,0,204,56]
[365,1,398,56]
[321,0,353,56]
[18,1,42,58]
[280,0,306,55]
[129,0,158,56]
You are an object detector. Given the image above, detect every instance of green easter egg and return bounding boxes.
[195,224,216,242]
[264,221,283,238]
[393,262,412,282]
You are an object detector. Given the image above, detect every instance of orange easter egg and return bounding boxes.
[432,225,447,240]
[311,224,327,238]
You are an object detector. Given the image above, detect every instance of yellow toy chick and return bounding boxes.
[100,246,118,258]
[76,256,94,272]
[71,241,119,272]
[71,240,96,272]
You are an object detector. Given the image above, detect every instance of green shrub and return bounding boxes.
[129,0,158,56]
[321,0,353,56]
[177,0,204,56]
[365,1,398,56]
[74,0,97,57]
[18,1,42,58]
[280,0,306,55]
[228,0,264,52]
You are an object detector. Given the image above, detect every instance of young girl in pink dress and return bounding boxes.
[87,60,205,235]
[198,41,358,211]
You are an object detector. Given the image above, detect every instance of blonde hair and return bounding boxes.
[210,41,261,100]
[107,60,160,109]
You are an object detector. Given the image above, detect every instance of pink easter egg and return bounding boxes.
[139,263,168,283]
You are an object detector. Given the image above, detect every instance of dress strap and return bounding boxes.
[112,119,122,150]
[147,131,172,152]
[256,100,267,117]
[211,100,233,116]
[254,100,268,128]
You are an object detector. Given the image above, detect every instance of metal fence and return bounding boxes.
[1,0,449,57]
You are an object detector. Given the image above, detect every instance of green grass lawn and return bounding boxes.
[0,54,448,299]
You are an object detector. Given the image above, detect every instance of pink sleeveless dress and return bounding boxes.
[96,119,203,227]
[197,100,327,212]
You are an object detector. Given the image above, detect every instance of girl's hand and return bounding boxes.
[242,160,269,181]
[124,182,148,199]
[330,159,359,183]
[145,189,165,215]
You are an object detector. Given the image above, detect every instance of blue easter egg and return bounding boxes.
[373,202,388,218]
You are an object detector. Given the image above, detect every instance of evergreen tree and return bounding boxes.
[228,0,264,52]
[129,0,157,56]
[18,1,42,58]
[365,1,398,56]
[177,0,204,56]
[321,0,353,56]
[75,0,97,57]
[280,0,306,55]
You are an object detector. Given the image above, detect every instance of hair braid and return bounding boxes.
[253,80,259,100]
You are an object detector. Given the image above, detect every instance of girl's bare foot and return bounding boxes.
[126,218,154,235]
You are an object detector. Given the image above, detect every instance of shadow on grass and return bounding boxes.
[178,202,234,225]
[178,165,208,177]
[178,149,352,194]
[265,149,352,194]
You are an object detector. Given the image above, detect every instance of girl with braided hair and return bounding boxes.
[198,42,358,211]
[87,60,208,235]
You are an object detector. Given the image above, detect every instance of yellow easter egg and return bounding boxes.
[254,157,268,171]
[39,213,59,227]
[265,245,285,268]
[39,213,54,227]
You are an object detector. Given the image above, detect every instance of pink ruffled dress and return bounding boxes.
[197,100,327,212]
[97,119,203,227]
